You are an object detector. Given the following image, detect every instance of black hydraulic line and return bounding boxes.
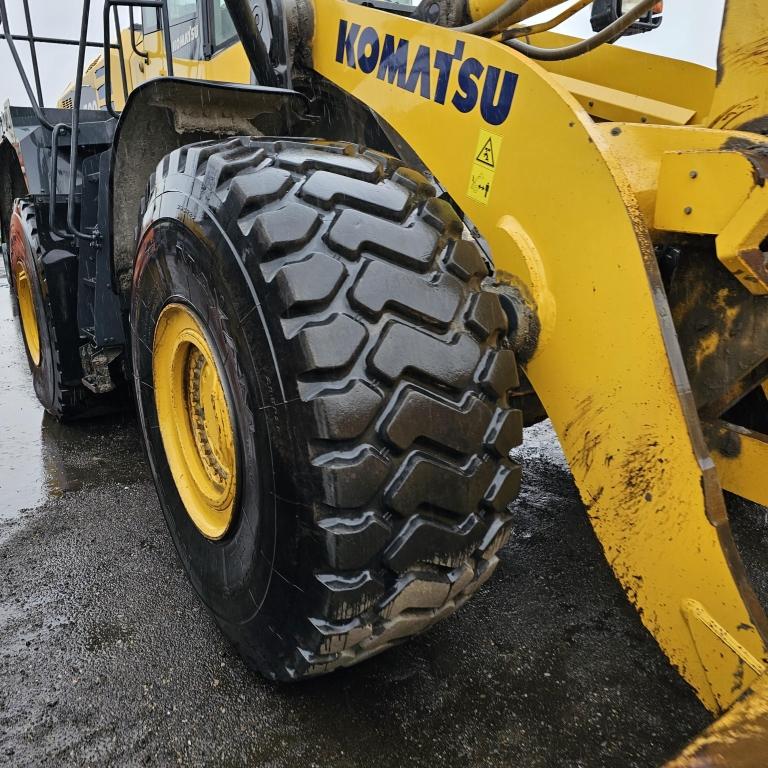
[113,5,129,104]
[21,0,44,107]
[0,0,53,130]
[128,6,149,61]
[159,0,174,77]
[455,0,529,35]
[223,0,279,87]
[499,0,592,40]
[49,123,73,240]
[504,0,657,60]
[103,1,120,118]
[67,0,95,241]
[0,33,118,49]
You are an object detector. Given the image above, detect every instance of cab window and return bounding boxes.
[142,1,198,34]
[211,0,237,49]
[168,0,198,24]
[141,8,158,33]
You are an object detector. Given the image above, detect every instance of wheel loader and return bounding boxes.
[1,0,768,763]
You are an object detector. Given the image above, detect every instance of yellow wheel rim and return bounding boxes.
[153,303,238,540]
[14,263,41,366]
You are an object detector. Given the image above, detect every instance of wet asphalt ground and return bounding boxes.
[3,263,768,767]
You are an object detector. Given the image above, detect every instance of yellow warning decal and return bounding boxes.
[467,129,503,205]
[467,165,495,205]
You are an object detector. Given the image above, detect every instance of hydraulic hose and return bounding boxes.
[499,0,593,40]
[223,0,279,87]
[503,0,657,60]
[455,0,531,35]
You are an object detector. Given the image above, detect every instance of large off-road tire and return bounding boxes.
[9,200,89,419]
[131,138,523,680]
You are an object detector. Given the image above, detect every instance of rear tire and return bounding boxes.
[132,138,523,680]
[9,200,89,419]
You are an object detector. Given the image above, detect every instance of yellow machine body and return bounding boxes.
[54,0,768,740]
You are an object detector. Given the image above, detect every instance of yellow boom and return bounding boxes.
[309,0,768,714]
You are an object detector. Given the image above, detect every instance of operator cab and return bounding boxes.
[58,0,267,111]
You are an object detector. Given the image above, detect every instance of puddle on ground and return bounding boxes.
[0,265,147,521]
[0,267,45,517]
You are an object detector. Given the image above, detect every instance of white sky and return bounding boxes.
[0,3,131,107]
[530,0,726,66]
[0,0,727,107]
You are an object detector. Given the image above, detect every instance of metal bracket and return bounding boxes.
[654,148,768,295]
[80,344,120,394]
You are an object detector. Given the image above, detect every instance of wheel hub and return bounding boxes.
[152,303,237,540]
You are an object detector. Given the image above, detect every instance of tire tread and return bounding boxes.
[145,137,523,679]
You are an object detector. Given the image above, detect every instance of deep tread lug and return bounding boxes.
[484,408,523,458]
[378,571,452,619]
[183,138,242,175]
[300,172,410,217]
[445,239,490,281]
[307,617,374,655]
[294,313,367,374]
[205,148,266,190]
[391,167,436,196]
[383,513,485,572]
[447,563,475,598]
[476,512,513,561]
[362,148,404,175]
[380,386,492,454]
[246,201,320,254]
[350,259,462,327]
[359,610,437,651]
[315,570,385,621]
[314,446,389,508]
[276,148,381,180]
[477,348,520,398]
[385,453,496,517]
[422,197,463,236]
[369,323,481,390]
[275,252,346,313]
[220,166,293,223]
[318,511,392,570]
[465,291,508,340]
[311,380,383,441]
[326,210,439,271]
[482,461,522,513]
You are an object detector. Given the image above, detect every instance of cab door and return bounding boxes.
[132,0,205,85]
[195,0,254,85]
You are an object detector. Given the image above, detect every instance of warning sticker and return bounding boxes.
[467,129,503,205]
[467,164,495,205]
[474,129,502,169]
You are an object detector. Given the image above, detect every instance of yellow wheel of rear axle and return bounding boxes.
[14,263,41,367]
[152,302,237,540]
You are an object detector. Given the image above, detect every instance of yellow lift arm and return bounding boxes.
[306,0,768,717]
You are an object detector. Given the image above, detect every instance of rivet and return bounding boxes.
[684,206,693,215]
[689,170,698,179]
[610,126,622,136]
